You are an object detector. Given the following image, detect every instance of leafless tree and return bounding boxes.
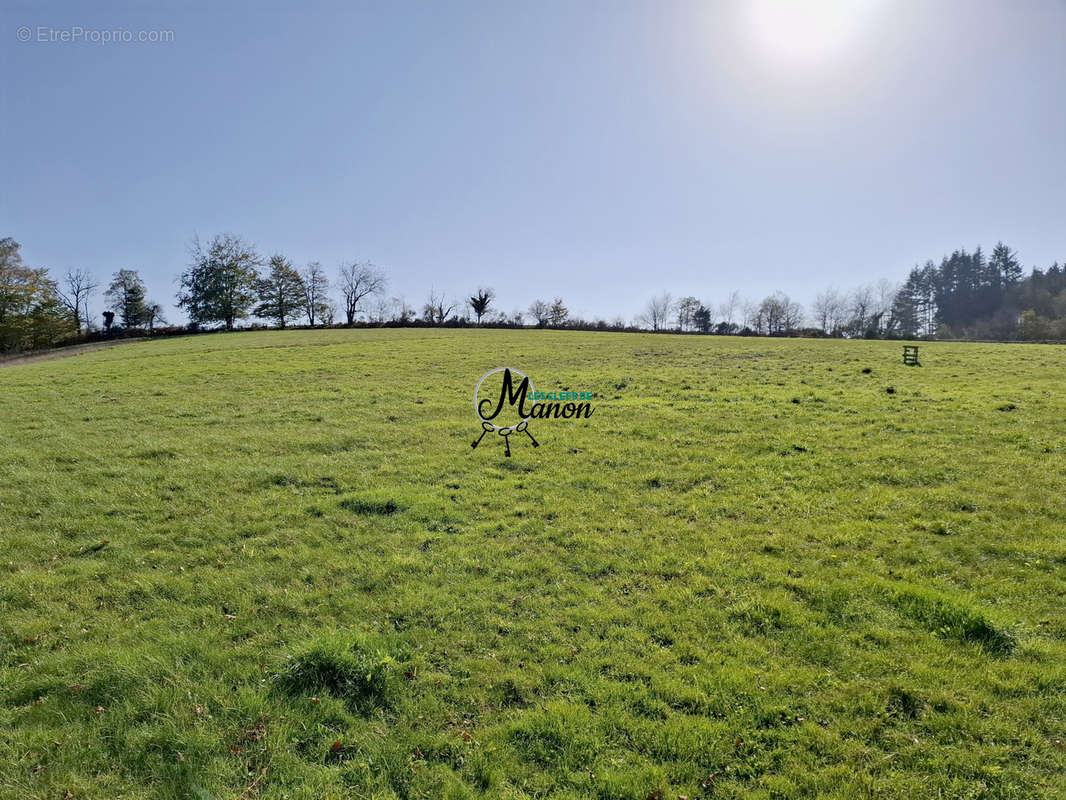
[783,295,804,332]
[338,261,386,325]
[718,290,741,328]
[528,299,550,328]
[812,288,844,334]
[144,302,166,331]
[423,289,455,325]
[676,296,701,332]
[849,284,876,334]
[321,298,337,326]
[57,268,98,331]
[301,262,330,327]
[372,295,391,324]
[639,292,673,332]
[391,296,415,323]
[873,278,898,333]
[759,293,785,334]
[755,292,802,334]
[743,299,764,334]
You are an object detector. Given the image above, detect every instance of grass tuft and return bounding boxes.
[339,496,402,515]
[889,587,1016,655]
[274,634,397,713]
[886,685,925,719]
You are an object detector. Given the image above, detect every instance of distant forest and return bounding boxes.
[2,234,1065,354]
[889,244,1066,340]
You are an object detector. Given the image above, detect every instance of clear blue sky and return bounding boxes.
[3,0,1065,325]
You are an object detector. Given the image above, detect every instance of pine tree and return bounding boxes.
[693,304,711,333]
[991,242,1022,286]
[105,269,149,328]
[917,261,938,335]
[548,297,569,327]
[889,268,922,337]
[255,255,305,328]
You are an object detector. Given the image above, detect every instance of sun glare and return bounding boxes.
[745,0,881,66]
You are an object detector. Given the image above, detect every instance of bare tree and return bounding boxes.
[391,296,415,323]
[718,290,741,328]
[812,288,844,334]
[468,287,495,325]
[639,292,673,332]
[57,268,98,331]
[848,284,875,334]
[423,289,455,325]
[743,299,764,334]
[757,292,804,335]
[676,296,700,332]
[528,299,550,328]
[783,296,804,332]
[301,262,330,327]
[758,293,785,335]
[321,298,337,326]
[372,295,391,324]
[338,261,386,325]
[144,302,166,331]
[873,278,898,334]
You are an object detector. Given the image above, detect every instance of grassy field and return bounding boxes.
[1,329,1064,800]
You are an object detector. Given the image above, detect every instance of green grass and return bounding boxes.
[1,329,1065,799]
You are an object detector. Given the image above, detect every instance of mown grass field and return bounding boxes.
[1,329,1064,800]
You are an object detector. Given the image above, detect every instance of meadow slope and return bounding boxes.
[1,329,1064,799]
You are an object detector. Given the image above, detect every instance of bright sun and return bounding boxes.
[745,0,882,66]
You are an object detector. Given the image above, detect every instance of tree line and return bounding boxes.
[2,233,1064,354]
[633,242,1064,340]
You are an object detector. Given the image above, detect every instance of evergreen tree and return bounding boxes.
[255,254,305,328]
[548,297,569,327]
[693,304,712,333]
[916,261,938,335]
[105,269,149,327]
[889,267,922,337]
[990,241,1022,286]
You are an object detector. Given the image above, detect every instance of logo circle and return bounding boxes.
[17,26,32,42]
[474,367,535,433]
